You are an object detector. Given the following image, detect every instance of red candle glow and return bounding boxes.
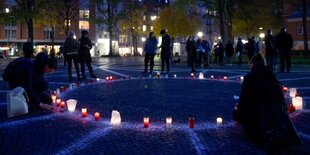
[191,73,194,79]
[282,86,288,92]
[81,108,87,117]
[56,99,61,107]
[106,77,109,81]
[94,112,100,121]
[189,117,194,128]
[114,76,117,80]
[123,76,126,80]
[63,85,67,91]
[91,79,94,83]
[77,81,80,87]
[223,76,228,80]
[60,101,65,108]
[210,75,214,79]
[109,76,113,81]
[144,117,149,128]
[52,95,57,103]
[218,76,221,80]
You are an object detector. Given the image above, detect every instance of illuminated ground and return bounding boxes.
[1,56,310,154]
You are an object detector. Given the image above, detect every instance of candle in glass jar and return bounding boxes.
[144,117,149,128]
[52,95,57,103]
[191,73,194,79]
[240,76,244,81]
[60,101,65,108]
[56,99,61,107]
[216,117,223,126]
[282,86,288,92]
[189,117,194,128]
[166,117,172,125]
[223,76,228,80]
[94,112,100,121]
[174,74,177,78]
[81,108,87,117]
[210,75,214,79]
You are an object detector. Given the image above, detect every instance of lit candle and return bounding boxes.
[174,74,177,78]
[56,88,60,95]
[223,76,228,80]
[109,76,113,81]
[56,99,61,107]
[144,117,149,128]
[191,73,194,79]
[210,75,214,79]
[166,117,172,125]
[289,88,297,98]
[81,108,87,117]
[94,112,100,121]
[96,78,100,82]
[292,96,303,110]
[66,99,77,112]
[218,76,221,80]
[60,101,65,108]
[63,85,67,91]
[189,117,194,128]
[216,117,223,126]
[91,79,94,84]
[77,81,80,87]
[282,86,288,93]
[114,76,117,80]
[240,76,244,81]
[106,77,109,81]
[51,95,56,103]
[198,72,204,79]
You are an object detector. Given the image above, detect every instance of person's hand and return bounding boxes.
[39,103,52,110]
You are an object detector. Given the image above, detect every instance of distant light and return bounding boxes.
[218,36,221,40]
[5,8,9,13]
[241,39,248,44]
[259,27,263,30]
[141,37,146,42]
[73,35,76,39]
[259,33,265,38]
[150,16,157,21]
[197,32,203,38]
[142,25,146,32]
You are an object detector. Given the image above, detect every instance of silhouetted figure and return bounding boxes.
[235,38,244,65]
[186,36,192,67]
[64,31,81,82]
[225,40,234,66]
[218,41,224,65]
[189,36,197,72]
[78,30,96,80]
[233,53,301,152]
[276,28,293,73]
[159,29,171,74]
[143,32,158,74]
[195,38,205,67]
[245,37,256,61]
[202,38,211,67]
[264,29,276,71]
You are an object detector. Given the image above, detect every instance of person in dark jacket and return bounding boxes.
[264,29,276,71]
[64,31,81,82]
[142,32,158,74]
[218,41,224,66]
[225,40,234,66]
[78,30,96,80]
[195,38,205,68]
[159,29,171,74]
[235,38,243,66]
[189,36,197,72]
[186,36,192,67]
[22,38,33,58]
[245,37,256,61]
[233,53,301,151]
[276,28,293,73]
[4,52,57,111]
[202,38,211,67]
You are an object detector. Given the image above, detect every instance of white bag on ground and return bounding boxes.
[7,87,29,117]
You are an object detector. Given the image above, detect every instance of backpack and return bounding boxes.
[7,87,29,117]
[2,58,27,81]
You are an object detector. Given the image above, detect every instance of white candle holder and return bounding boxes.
[66,99,77,112]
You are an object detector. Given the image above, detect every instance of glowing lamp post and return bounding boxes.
[174,74,177,78]
[197,32,203,38]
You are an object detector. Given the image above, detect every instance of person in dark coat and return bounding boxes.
[276,28,293,73]
[195,38,205,68]
[64,31,81,82]
[4,52,57,111]
[225,40,234,66]
[264,29,276,71]
[202,38,211,67]
[235,38,243,66]
[245,37,256,61]
[22,38,33,58]
[233,53,301,152]
[218,41,224,66]
[186,36,192,67]
[159,29,171,74]
[189,36,197,72]
[78,30,96,80]
[142,32,158,74]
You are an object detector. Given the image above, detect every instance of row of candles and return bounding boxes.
[282,86,303,111]
[51,96,223,128]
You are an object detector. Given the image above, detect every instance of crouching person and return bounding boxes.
[2,52,57,112]
[232,53,301,152]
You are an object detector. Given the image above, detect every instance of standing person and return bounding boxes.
[232,53,301,152]
[159,29,171,74]
[142,32,158,74]
[78,30,96,80]
[186,36,192,67]
[225,40,234,66]
[276,28,293,73]
[245,37,256,61]
[64,31,81,82]
[22,38,33,58]
[59,45,66,66]
[195,38,205,67]
[236,38,244,65]
[189,36,197,72]
[202,38,211,67]
[2,52,57,111]
[264,29,276,71]
[218,41,224,66]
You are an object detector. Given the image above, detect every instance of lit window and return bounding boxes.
[79,20,89,30]
[143,15,146,21]
[150,26,153,31]
[119,35,128,43]
[79,10,90,19]
[65,20,71,26]
[143,25,146,31]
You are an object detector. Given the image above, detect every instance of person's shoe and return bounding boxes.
[90,74,97,78]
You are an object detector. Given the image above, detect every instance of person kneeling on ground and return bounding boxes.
[232,53,301,152]
[2,52,57,111]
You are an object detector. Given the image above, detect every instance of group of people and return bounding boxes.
[63,30,96,82]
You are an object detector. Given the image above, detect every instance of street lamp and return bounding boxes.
[5,8,10,50]
[141,37,146,42]
[259,33,265,39]
[197,32,203,38]
[5,8,9,13]
[150,16,157,21]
